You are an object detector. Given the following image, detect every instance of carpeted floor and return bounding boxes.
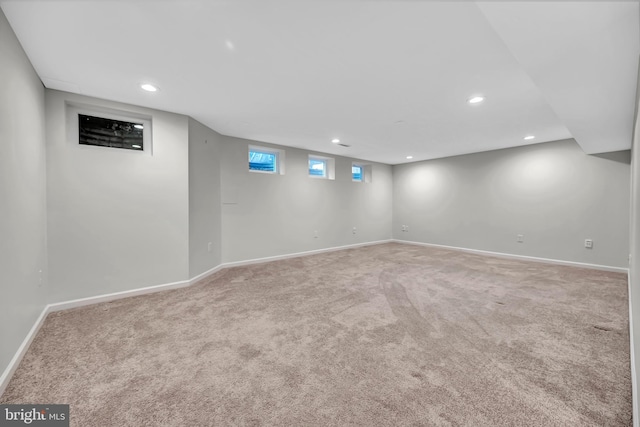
[1,243,631,426]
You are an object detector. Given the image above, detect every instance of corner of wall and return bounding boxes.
[626,53,640,427]
[188,118,223,278]
[0,7,48,395]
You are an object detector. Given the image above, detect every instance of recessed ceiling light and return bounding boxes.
[331,138,340,144]
[524,135,535,140]
[406,156,413,160]
[134,124,144,129]
[140,83,158,92]
[225,40,235,51]
[467,96,485,104]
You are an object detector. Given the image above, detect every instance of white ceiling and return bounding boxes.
[1,0,638,165]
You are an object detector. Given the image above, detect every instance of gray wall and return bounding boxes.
[0,9,48,379]
[220,137,393,263]
[393,139,630,268]
[1,2,634,395]
[188,118,222,277]
[45,90,190,303]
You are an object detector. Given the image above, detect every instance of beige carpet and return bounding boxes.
[1,243,631,426]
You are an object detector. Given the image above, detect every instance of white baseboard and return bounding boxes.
[186,241,391,282]
[220,239,393,268]
[0,305,49,396]
[189,264,224,284]
[629,270,639,427]
[47,279,191,313]
[392,239,629,274]
[0,278,194,396]
[3,237,629,399]
[0,281,202,396]
[0,239,392,396]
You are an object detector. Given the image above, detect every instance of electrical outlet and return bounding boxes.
[314,230,319,239]
[585,239,593,249]
[352,227,357,234]
[517,234,524,243]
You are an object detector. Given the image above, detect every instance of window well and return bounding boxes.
[309,158,327,177]
[79,114,144,151]
[308,155,335,180]
[352,165,363,182]
[248,146,285,174]
[249,150,277,172]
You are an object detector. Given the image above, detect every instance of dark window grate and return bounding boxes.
[79,114,144,151]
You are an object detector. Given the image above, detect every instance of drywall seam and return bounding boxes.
[392,239,629,273]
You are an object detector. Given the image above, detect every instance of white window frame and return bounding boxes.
[308,154,335,180]
[352,163,364,182]
[309,157,327,178]
[352,162,373,183]
[248,145,286,175]
[66,102,153,155]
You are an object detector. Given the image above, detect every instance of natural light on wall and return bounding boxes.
[486,149,585,216]
[407,164,448,196]
[510,152,568,194]
[402,163,454,215]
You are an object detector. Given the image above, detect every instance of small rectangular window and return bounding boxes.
[79,114,144,151]
[308,155,335,180]
[309,158,327,178]
[249,150,278,173]
[352,165,363,182]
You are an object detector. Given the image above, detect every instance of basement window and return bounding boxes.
[309,158,327,177]
[250,150,277,172]
[308,155,335,180]
[67,103,152,154]
[353,163,373,183]
[79,114,144,151]
[352,164,363,182]
[249,146,285,174]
